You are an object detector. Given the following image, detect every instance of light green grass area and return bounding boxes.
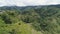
[0,20,42,34]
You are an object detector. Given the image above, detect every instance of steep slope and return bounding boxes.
[0,5,60,34]
[0,10,42,34]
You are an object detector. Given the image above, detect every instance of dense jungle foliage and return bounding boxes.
[0,5,60,34]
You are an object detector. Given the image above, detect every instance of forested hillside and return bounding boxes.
[0,5,60,34]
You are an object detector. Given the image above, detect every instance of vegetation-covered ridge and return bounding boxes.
[0,5,60,34]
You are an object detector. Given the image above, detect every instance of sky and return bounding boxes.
[0,0,60,6]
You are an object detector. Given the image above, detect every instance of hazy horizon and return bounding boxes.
[0,0,60,7]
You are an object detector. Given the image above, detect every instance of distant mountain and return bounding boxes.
[0,4,60,11]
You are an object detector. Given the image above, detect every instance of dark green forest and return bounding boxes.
[0,5,60,34]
